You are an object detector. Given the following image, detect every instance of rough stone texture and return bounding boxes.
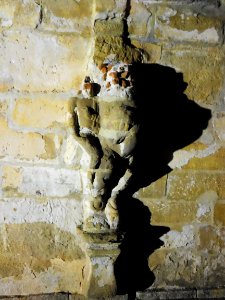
[0,0,225,298]
[12,97,75,129]
[155,7,223,44]
[159,46,225,105]
[0,31,91,92]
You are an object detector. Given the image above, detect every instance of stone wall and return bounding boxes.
[0,0,225,298]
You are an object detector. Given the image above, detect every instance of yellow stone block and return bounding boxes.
[95,19,124,36]
[40,0,93,19]
[128,1,153,37]
[184,147,225,170]
[160,46,224,105]
[0,117,59,160]
[198,225,225,252]
[0,223,86,294]
[167,171,225,201]
[137,175,167,198]
[131,40,162,63]
[155,7,222,44]
[94,36,141,65]
[2,166,22,191]
[214,202,225,226]
[0,31,91,92]
[38,0,94,34]
[0,0,40,29]
[141,198,197,225]
[12,97,75,129]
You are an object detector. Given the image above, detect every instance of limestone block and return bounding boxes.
[0,223,86,295]
[95,19,124,37]
[131,40,162,63]
[160,46,224,104]
[12,97,75,129]
[183,147,225,170]
[0,30,91,92]
[0,117,55,161]
[151,249,201,287]
[2,166,22,191]
[200,252,225,287]
[196,191,217,224]
[198,225,225,252]
[38,0,94,34]
[0,0,40,29]
[155,7,222,44]
[161,225,196,249]
[144,199,198,225]
[136,175,167,199]
[0,198,82,233]
[94,35,141,65]
[213,112,225,142]
[167,171,225,201]
[3,166,82,198]
[214,202,225,226]
[128,0,153,38]
[94,0,127,19]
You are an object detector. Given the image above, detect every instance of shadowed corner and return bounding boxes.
[114,63,212,299]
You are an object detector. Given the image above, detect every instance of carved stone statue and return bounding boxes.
[74,62,139,233]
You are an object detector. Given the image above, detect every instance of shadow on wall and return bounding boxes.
[114,63,212,299]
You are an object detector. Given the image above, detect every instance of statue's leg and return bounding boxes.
[105,167,132,230]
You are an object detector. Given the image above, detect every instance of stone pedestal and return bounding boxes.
[76,227,121,299]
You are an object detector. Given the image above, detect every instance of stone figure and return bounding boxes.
[74,62,139,233]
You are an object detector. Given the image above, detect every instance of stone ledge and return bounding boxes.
[137,287,225,299]
[1,288,225,299]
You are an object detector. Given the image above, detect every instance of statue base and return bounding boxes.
[76,227,121,299]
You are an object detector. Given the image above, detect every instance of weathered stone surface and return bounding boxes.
[161,225,196,249]
[95,19,124,37]
[155,7,222,44]
[2,165,82,198]
[0,198,82,233]
[0,0,41,29]
[136,175,167,198]
[167,171,225,201]
[183,147,225,170]
[94,36,141,65]
[0,31,91,92]
[200,252,225,288]
[213,112,225,142]
[128,1,153,38]
[12,97,75,129]
[38,0,94,34]
[197,288,225,299]
[198,225,225,252]
[0,117,58,161]
[150,249,201,288]
[160,46,224,104]
[0,223,86,295]
[214,202,225,226]
[0,294,69,300]
[131,40,162,63]
[142,198,198,225]
[99,102,135,131]
[0,100,8,117]
[94,0,127,19]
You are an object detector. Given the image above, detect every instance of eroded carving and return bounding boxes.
[74,62,138,233]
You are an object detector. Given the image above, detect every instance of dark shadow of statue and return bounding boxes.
[114,63,212,299]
